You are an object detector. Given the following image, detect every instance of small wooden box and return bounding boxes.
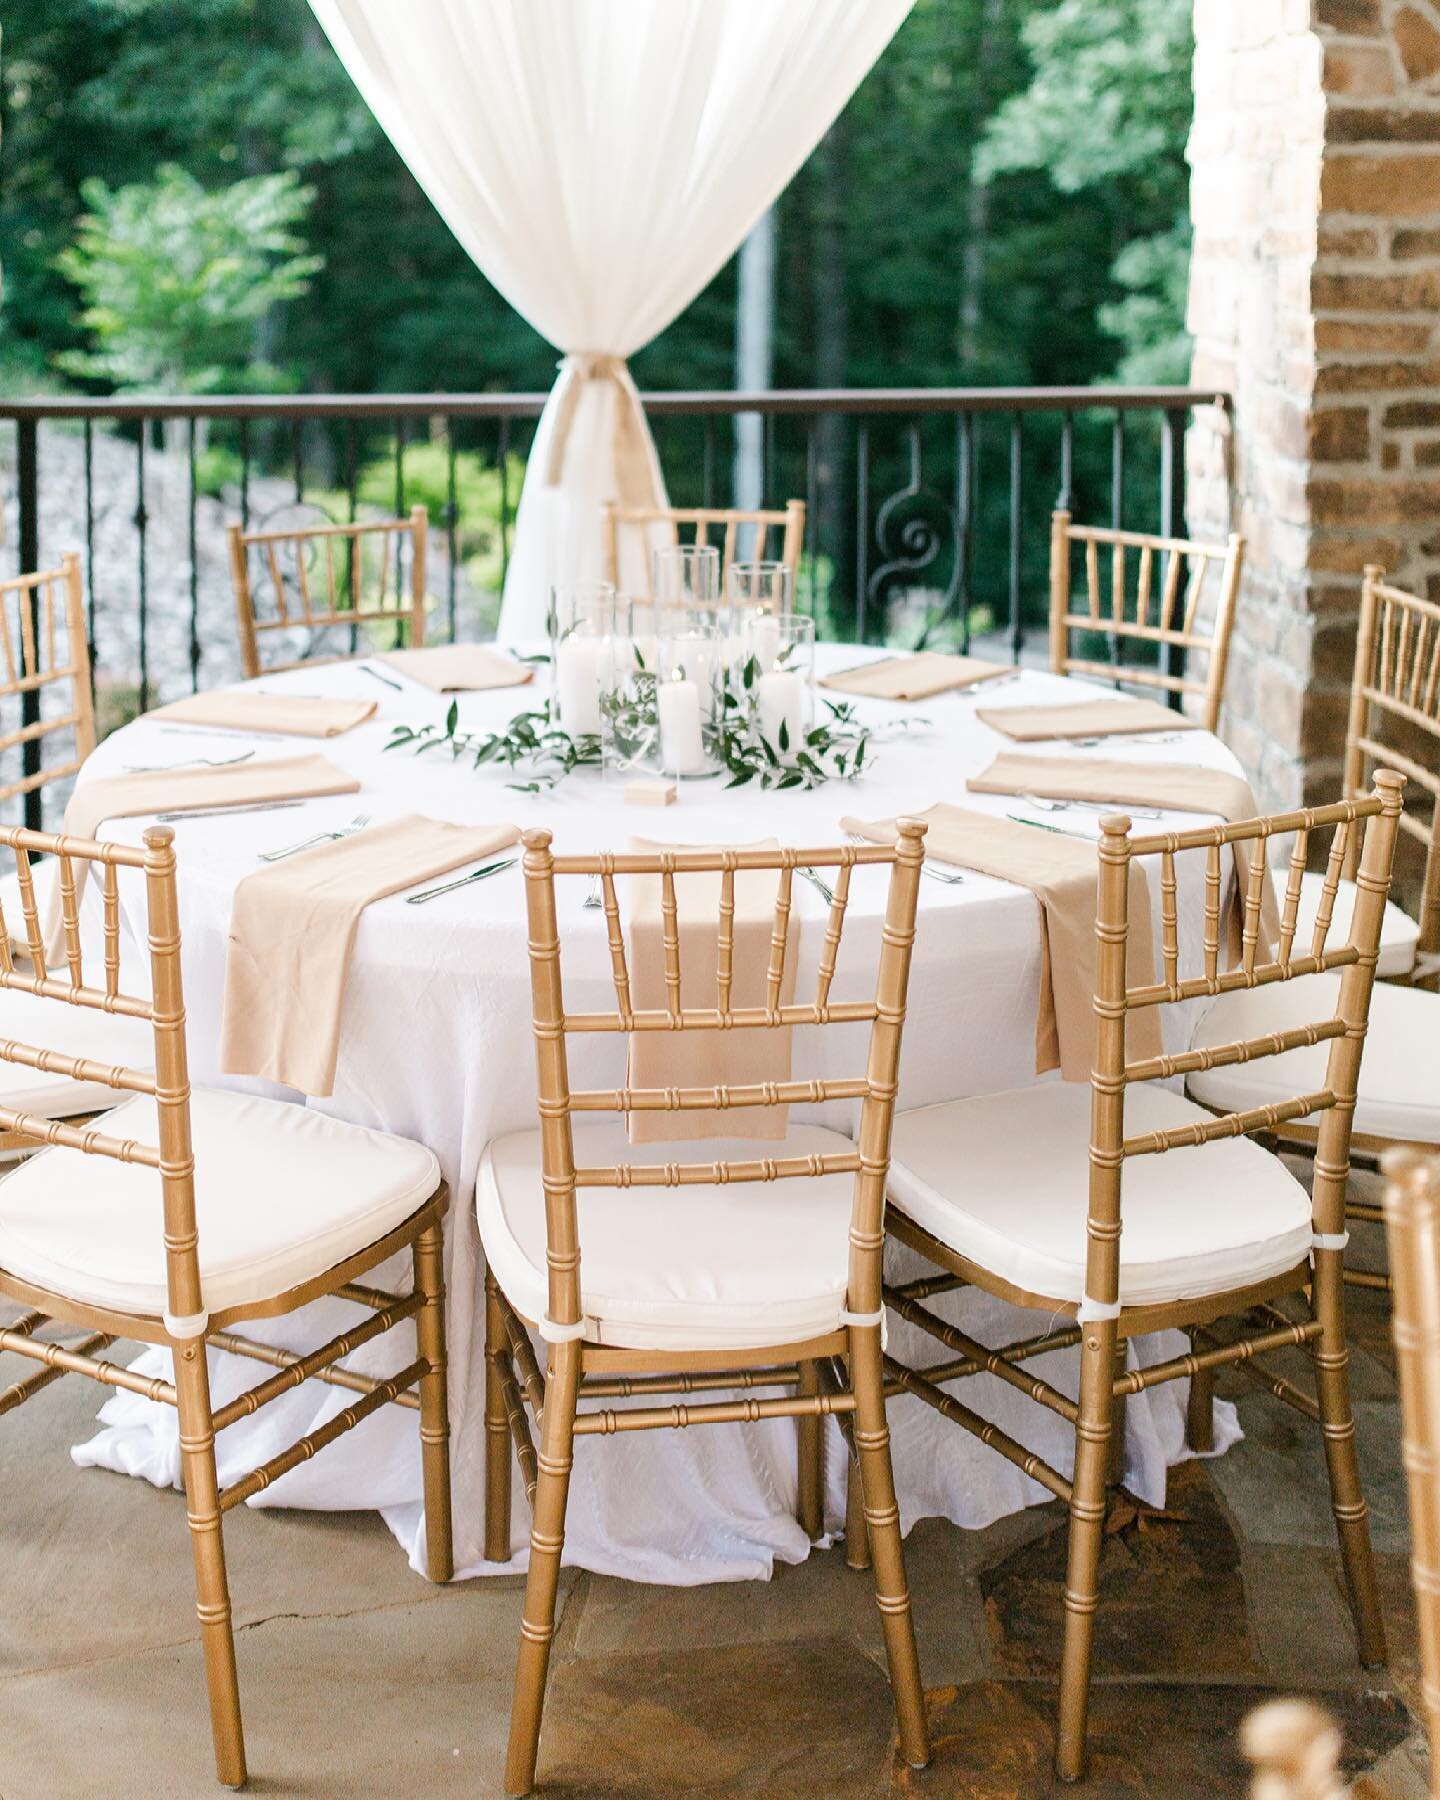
[624,778,678,807]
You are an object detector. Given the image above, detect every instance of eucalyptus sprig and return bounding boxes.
[384,656,921,793]
[386,698,602,793]
[711,657,884,790]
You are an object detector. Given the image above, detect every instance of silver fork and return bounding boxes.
[800,867,835,904]
[123,751,257,773]
[1022,793,1164,821]
[1071,731,1188,748]
[583,873,604,910]
[846,831,965,886]
[260,811,372,863]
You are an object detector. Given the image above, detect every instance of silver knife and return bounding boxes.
[154,799,308,822]
[405,857,516,904]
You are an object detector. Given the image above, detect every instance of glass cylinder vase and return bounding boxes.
[655,619,725,781]
[549,583,618,740]
[741,611,815,757]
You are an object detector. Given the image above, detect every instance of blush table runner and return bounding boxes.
[379,645,534,692]
[52,754,361,956]
[148,691,376,737]
[821,651,1014,701]
[221,815,518,1097]
[626,842,796,1144]
[977,696,1201,742]
[843,801,1162,1080]
[968,752,1281,958]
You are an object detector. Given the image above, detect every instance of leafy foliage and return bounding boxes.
[54,163,320,392]
[976,0,1194,380]
[384,664,907,796]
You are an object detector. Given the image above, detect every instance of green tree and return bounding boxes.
[976,0,1194,381]
[54,162,320,393]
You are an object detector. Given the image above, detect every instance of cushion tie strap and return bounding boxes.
[538,1314,587,1344]
[1076,1294,1122,1325]
[840,1304,888,1349]
[163,1309,209,1341]
[1311,1230,1350,1252]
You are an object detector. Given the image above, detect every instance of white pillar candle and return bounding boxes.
[556,634,604,736]
[757,668,807,752]
[751,615,782,672]
[657,675,706,775]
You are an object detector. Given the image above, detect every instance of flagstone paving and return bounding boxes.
[0,1268,1428,1797]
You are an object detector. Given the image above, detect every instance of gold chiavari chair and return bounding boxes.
[599,497,806,599]
[1291,567,1440,985]
[0,553,96,946]
[481,824,930,1795]
[0,822,453,1786]
[1382,1146,1440,1791]
[1185,640,1440,1283]
[1048,510,1245,733]
[227,504,428,678]
[876,773,1403,1782]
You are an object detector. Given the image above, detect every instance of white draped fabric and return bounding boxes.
[309,0,913,638]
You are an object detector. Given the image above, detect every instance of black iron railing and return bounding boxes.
[1,386,1228,824]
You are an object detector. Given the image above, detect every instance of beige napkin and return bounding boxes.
[977,696,1200,742]
[967,753,1281,958]
[380,645,534,692]
[220,815,518,1097]
[627,841,797,1144]
[148,691,376,737]
[843,802,1162,1081]
[821,651,1015,701]
[48,754,362,959]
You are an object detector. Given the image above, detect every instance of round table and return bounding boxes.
[70,644,1243,1582]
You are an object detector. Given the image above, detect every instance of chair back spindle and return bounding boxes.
[0,554,96,831]
[1382,1146,1440,1790]
[600,500,806,601]
[1343,568,1440,976]
[0,822,200,1329]
[227,506,428,678]
[1084,773,1405,1321]
[519,826,926,1336]
[1049,510,1244,732]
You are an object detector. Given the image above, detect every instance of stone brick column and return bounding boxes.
[1187,0,1440,810]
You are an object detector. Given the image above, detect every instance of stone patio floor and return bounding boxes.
[0,1209,1430,1798]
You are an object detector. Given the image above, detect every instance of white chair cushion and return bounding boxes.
[886,1082,1313,1309]
[1187,972,1440,1146]
[0,986,154,1120]
[0,1088,440,1320]
[1294,870,1419,980]
[477,1120,859,1351]
[0,862,56,956]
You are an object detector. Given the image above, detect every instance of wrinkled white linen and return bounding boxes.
[69,650,1244,1583]
[308,0,913,637]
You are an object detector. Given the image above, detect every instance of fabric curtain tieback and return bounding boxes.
[541,353,661,509]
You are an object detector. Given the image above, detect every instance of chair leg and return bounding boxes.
[1185,1348,1215,1454]
[504,1337,581,1798]
[795,1359,824,1541]
[1312,1243,1387,1667]
[845,1439,871,1571]
[1108,1336,1129,1485]
[1055,1317,1116,1784]
[849,1324,928,1769]
[414,1218,453,1583]
[173,1337,247,1789]
[484,1267,513,1565]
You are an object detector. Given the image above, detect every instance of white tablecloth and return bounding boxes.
[67,644,1242,1583]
